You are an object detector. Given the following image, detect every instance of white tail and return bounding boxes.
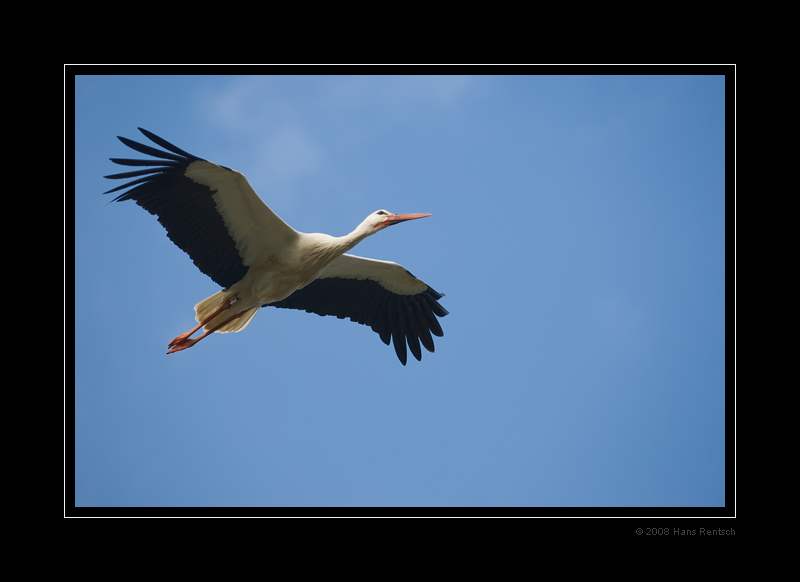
[194,291,259,334]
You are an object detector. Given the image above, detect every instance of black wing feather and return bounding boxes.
[103,128,249,289]
[265,278,448,365]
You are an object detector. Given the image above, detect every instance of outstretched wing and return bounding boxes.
[265,254,448,365]
[104,128,298,289]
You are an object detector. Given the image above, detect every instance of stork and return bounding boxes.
[104,128,448,364]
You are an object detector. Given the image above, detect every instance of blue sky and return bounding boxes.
[74,74,727,509]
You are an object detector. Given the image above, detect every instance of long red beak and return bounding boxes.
[383,213,432,226]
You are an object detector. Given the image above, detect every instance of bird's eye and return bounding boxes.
[377,211,387,215]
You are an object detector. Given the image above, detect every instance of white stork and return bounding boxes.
[104,128,447,364]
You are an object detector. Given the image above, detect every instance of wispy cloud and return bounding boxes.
[197,77,281,132]
[258,125,324,183]
[193,75,476,201]
[324,75,474,109]
[199,75,475,133]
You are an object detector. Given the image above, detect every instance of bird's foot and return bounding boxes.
[167,337,198,354]
[168,331,194,349]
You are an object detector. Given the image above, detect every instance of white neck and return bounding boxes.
[300,220,379,265]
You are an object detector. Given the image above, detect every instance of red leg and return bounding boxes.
[168,298,231,349]
[167,307,252,354]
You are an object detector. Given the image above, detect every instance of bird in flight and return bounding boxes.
[104,128,448,364]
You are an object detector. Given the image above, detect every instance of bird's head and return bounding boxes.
[364,210,432,232]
